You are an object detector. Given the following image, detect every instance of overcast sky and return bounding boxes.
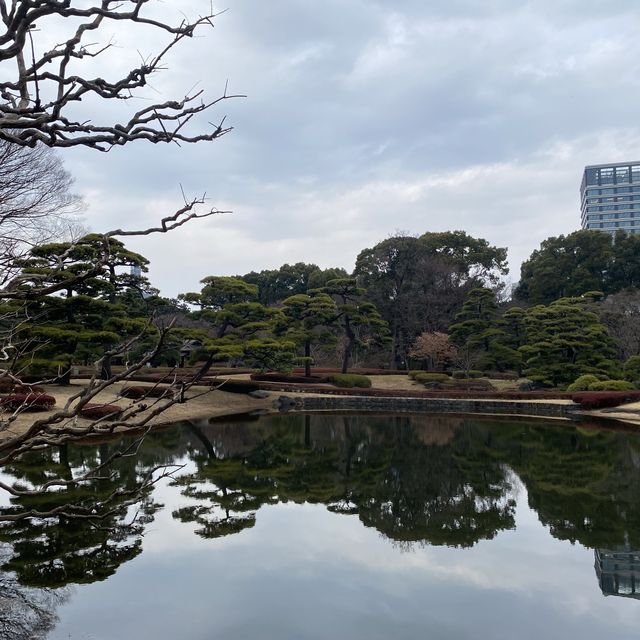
[55,1,640,297]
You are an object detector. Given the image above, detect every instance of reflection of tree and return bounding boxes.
[493,424,640,549]
[0,431,180,588]
[0,544,70,639]
[173,414,517,548]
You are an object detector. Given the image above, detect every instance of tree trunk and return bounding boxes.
[341,317,355,374]
[304,339,311,378]
[100,354,112,380]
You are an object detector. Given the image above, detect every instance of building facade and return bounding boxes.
[581,162,640,233]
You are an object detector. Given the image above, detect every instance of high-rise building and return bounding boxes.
[581,162,640,233]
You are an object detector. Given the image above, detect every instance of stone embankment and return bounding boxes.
[275,394,576,418]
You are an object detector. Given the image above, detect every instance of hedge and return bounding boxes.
[588,380,636,392]
[251,373,329,384]
[567,374,602,392]
[571,391,640,410]
[0,393,55,411]
[79,403,123,419]
[119,386,173,399]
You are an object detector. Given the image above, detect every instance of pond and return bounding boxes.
[1,413,640,639]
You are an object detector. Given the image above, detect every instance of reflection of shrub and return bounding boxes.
[571,391,640,409]
[79,403,122,419]
[588,380,636,391]
[327,374,372,388]
[567,374,602,392]
[0,393,56,411]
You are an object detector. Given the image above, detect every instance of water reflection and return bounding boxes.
[0,414,639,632]
[595,547,640,599]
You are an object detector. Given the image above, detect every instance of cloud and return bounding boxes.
[37,0,640,295]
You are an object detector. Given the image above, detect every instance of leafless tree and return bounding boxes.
[0,137,85,283]
[0,1,242,529]
[0,1,243,149]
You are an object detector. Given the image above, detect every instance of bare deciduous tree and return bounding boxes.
[0,1,241,532]
[0,1,243,149]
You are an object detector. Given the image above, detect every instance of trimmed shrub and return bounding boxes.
[482,371,519,380]
[452,370,484,379]
[251,373,329,384]
[212,379,260,394]
[571,391,640,410]
[0,393,55,411]
[567,374,602,392]
[79,403,122,419]
[327,374,372,389]
[119,386,172,399]
[450,379,494,391]
[414,373,451,383]
[588,380,636,391]
[408,370,424,380]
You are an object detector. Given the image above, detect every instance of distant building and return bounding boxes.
[594,547,640,599]
[581,162,640,234]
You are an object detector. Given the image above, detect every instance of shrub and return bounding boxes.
[327,374,372,388]
[251,373,329,384]
[624,356,640,382]
[119,386,172,399]
[452,370,483,379]
[212,380,260,394]
[588,380,636,391]
[408,370,424,380]
[79,403,122,419]
[450,379,494,391]
[571,391,640,410]
[0,393,55,411]
[567,374,601,392]
[414,373,451,383]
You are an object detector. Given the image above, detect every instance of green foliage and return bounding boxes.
[588,380,636,391]
[354,232,508,368]
[408,370,425,379]
[327,374,372,388]
[237,263,348,306]
[624,356,640,382]
[315,278,389,374]
[413,373,451,383]
[516,230,640,304]
[519,297,620,387]
[567,374,602,392]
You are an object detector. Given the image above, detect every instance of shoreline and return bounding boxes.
[1,380,639,446]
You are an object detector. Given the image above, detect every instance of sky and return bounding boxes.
[49,0,640,297]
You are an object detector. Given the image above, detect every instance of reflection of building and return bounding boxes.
[581,162,640,233]
[594,547,640,599]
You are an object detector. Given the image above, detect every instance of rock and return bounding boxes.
[249,390,270,399]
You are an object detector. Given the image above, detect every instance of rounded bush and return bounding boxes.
[79,403,122,419]
[588,380,636,391]
[327,374,372,388]
[0,393,55,411]
[567,374,601,392]
[408,370,424,380]
[414,373,451,383]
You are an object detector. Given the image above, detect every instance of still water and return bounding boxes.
[1,413,640,639]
